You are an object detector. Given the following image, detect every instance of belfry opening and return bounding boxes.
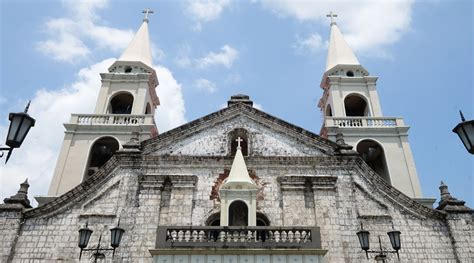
[85,137,120,179]
[357,139,390,183]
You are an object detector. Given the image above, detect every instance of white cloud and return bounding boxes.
[253,103,263,110]
[0,59,186,205]
[154,66,187,132]
[294,33,325,55]
[0,58,113,204]
[260,1,414,57]
[185,0,231,30]
[193,78,217,93]
[36,0,134,62]
[197,45,239,69]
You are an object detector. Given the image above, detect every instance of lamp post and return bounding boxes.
[0,101,35,163]
[356,223,401,262]
[453,110,474,154]
[78,221,125,262]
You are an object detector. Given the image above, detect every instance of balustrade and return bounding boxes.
[72,114,151,126]
[328,117,398,128]
[156,226,321,249]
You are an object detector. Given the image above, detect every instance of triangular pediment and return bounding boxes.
[142,103,340,157]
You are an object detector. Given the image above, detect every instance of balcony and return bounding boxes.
[325,117,404,128]
[70,114,155,126]
[155,226,322,249]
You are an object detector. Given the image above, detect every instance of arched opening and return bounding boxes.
[228,200,248,226]
[206,213,221,226]
[325,104,333,117]
[256,212,270,226]
[346,70,354,77]
[357,140,390,183]
[145,103,152,114]
[109,92,134,114]
[228,128,249,156]
[344,94,369,116]
[124,66,132,73]
[85,137,120,180]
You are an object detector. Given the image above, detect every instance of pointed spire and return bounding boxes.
[222,137,257,189]
[325,12,361,71]
[117,11,154,68]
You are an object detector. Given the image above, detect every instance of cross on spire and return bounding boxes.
[142,8,154,22]
[326,11,338,25]
[236,137,243,150]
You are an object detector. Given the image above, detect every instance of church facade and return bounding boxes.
[1,13,473,263]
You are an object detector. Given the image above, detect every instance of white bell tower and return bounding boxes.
[319,12,423,199]
[48,10,159,196]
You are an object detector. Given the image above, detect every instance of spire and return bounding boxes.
[222,137,257,189]
[325,12,361,71]
[116,9,154,68]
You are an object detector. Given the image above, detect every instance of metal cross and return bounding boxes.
[326,11,338,25]
[142,8,154,22]
[236,137,243,149]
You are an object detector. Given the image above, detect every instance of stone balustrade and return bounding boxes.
[325,117,404,128]
[155,226,321,249]
[70,114,154,126]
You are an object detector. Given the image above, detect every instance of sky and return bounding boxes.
[0,0,472,207]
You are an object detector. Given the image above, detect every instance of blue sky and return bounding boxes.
[0,0,472,206]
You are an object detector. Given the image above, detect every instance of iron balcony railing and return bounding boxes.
[155,226,322,249]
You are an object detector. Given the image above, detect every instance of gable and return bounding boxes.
[143,104,338,157]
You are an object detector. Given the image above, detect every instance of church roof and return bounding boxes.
[325,21,361,71]
[116,20,153,68]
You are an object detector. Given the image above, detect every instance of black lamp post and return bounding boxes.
[453,110,474,154]
[0,101,36,163]
[356,223,401,262]
[78,221,125,262]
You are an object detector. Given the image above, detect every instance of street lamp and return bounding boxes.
[356,223,401,262]
[453,110,474,154]
[78,221,125,262]
[0,101,36,163]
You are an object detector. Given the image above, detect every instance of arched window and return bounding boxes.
[228,200,248,226]
[344,94,369,116]
[357,140,390,183]
[346,70,354,77]
[228,128,249,156]
[85,137,120,180]
[109,93,134,114]
[325,104,333,117]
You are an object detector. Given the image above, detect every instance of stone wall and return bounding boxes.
[1,154,472,262]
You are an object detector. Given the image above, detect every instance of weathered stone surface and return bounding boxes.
[1,105,472,262]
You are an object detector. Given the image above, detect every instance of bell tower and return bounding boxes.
[48,11,159,196]
[319,12,423,198]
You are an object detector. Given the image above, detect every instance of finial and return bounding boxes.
[142,8,154,23]
[24,100,31,113]
[459,110,466,122]
[439,180,452,201]
[236,137,243,150]
[326,11,338,26]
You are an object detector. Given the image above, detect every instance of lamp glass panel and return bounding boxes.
[78,228,93,248]
[110,227,125,248]
[6,114,22,144]
[460,122,474,151]
[356,230,370,250]
[16,117,34,145]
[387,230,401,250]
